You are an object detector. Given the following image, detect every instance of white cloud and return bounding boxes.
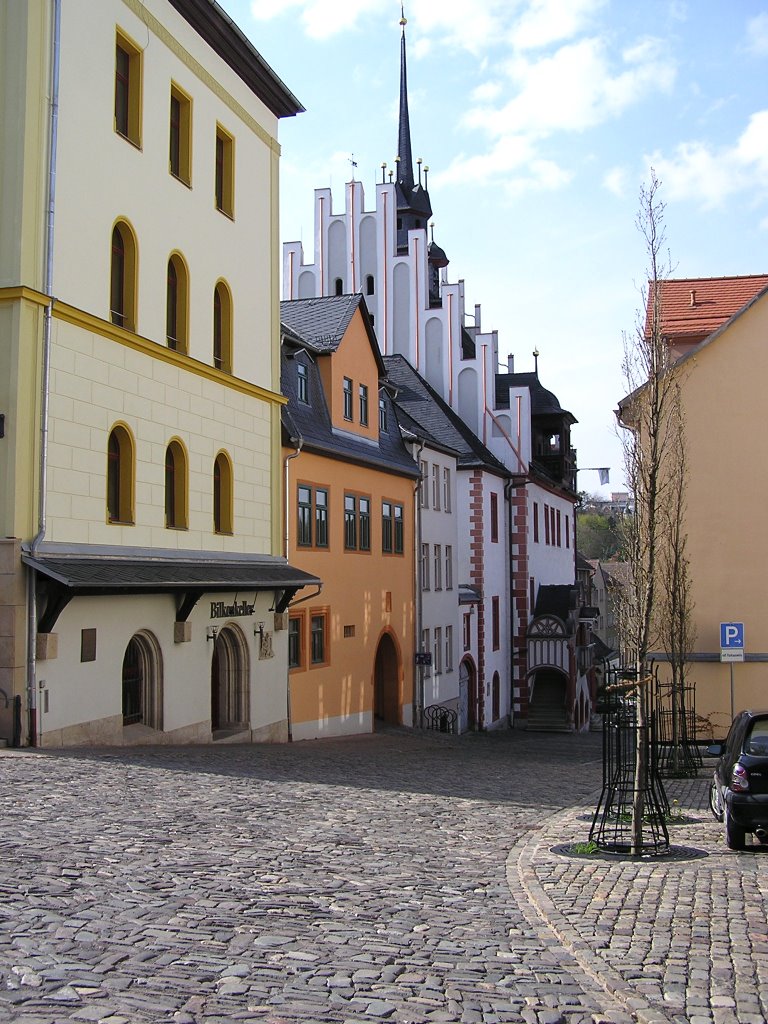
[250,0,379,39]
[747,12,768,55]
[646,110,768,207]
[510,0,607,51]
[471,80,504,102]
[434,135,572,198]
[603,166,628,197]
[466,36,674,140]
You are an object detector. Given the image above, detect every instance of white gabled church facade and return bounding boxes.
[281,17,585,731]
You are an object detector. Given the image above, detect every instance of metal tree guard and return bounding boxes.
[653,665,702,777]
[590,665,670,855]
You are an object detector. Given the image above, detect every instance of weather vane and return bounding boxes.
[400,1,406,27]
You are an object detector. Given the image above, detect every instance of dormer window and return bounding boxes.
[297,362,308,404]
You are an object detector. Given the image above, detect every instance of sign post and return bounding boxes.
[721,622,745,720]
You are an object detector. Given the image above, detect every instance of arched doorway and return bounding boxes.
[121,631,163,730]
[527,668,568,731]
[211,624,249,735]
[459,657,478,732]
[374,632,400,727]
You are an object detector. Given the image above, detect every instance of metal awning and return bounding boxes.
[22,548,321,632]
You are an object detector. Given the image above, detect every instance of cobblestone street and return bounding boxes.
[0,730,765,1024]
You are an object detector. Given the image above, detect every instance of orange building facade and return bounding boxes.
[281,295,419,740]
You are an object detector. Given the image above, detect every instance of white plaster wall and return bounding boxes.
[38,591,286,737]
[53,0,280,390]
[528,483,576,591]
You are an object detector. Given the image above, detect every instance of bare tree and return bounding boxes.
[616,171,692,852]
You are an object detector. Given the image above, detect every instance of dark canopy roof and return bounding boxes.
[23,546,319,631]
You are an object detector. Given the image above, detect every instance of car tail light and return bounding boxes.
[731,763,750,792]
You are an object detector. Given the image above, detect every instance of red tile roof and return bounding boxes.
[645,275,768,342]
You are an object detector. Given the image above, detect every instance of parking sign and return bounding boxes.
[721,622,744,663]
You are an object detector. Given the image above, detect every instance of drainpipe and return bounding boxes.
[282,409,303,741]
[402,430,425,728]
[27,0,61,746]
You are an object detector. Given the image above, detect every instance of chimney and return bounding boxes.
[690,289,697,307]
[507,354,514,373]
[474,304,481,331]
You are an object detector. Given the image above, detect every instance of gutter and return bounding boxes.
[27,0,61,746]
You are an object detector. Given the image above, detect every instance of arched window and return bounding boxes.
[334,277,343,296]
[213,451,233,534]
[164,439,188,529]
[107,423,135,524]
[213,280,233,372]
[166,253,188,353]
[110,221,137,331]
[366,274,375,295]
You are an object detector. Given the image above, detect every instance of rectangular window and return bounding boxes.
[298,484,327,548]
[169,84,191,184]
[421,543,430,590]
[419,461,429,508]
[115,32,142,147]
[379,396,388,432]
[310,610,328,666]
[432,465,441,510]
[343,377,353,420]
[298,485,312,546]
[443,467,452,512]
[81,628,97,663]
[359,383,369,425]
[544,503,550,545]
[550,506,556,546]
[530,577,535,614]
[445,545,453,590]
[433,627,442,675]
[394,503,404,555]
[492,596,500,651]
[463,612,471,651]
[359,497,371,551]
[288,614,304,670]
[556,509,562,547]
[382,501,393,553]
[565,515,570,549]
[422,628,431,677]
[533,501,539,543]
[297,362,309,404]
[344,494,357,550]
[445,625,453,672]
[343,624,355,638]
[315,488,328,548]
[490,492,499,543]
[433,544,442,591]
[215,124,234,217]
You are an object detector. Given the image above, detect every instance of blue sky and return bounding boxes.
[219,0,768,497]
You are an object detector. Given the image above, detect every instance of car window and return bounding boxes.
[745,720,768,756]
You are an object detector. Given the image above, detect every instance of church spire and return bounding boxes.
[397,6,415,190]
[392,5,432,253]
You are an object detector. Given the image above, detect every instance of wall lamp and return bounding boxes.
[255,621,265,641]
[206,625,219,642]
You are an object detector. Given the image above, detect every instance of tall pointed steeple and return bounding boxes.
[394,5,432,253]
[397,12,415,191]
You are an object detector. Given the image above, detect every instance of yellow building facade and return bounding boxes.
[0,0,315,746]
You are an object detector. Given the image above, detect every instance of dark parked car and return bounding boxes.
[708,709,768,850]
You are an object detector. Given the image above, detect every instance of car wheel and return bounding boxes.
[725,807,746,850]
[709,778,724,822]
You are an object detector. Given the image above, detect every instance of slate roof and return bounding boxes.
[23,547,318,592]
[495,372,576,423]
[534,584,578,621]
[280,294,386,365]
[280,304,418,479]
[647,275,768,343]
[382,355,510,478]
[167,0,304,118]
